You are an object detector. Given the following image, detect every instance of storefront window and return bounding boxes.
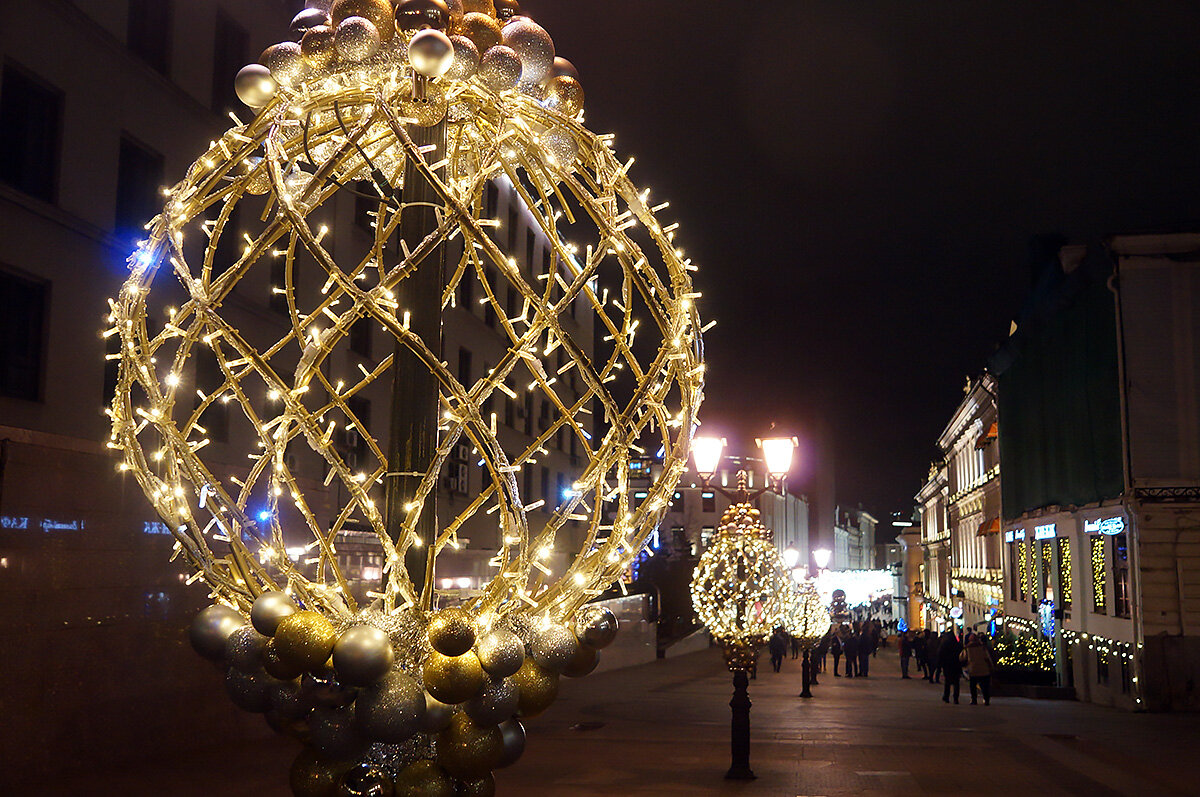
[1091,535,1107,614]
[1018,540,1028,601]
[1057,538,1072,609]
[1114,533,1131,618]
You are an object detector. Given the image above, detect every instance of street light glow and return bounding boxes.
[757,436,798,477]
[813,548,832,570]
[692,436,726,477]
[782,546,800,569]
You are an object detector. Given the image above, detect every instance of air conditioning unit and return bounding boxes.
[447,462,469,494]
[345,450,360,470]
[341,427,361,451]
[453,442,471,462]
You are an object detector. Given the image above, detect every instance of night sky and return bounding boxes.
[531,1,1200,528]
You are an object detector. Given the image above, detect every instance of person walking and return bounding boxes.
[937,629,964,704]
[843,631,860,678]
[857,627,874,677]
[769,628,788,673]
[913,630,928,679]
[813,631,829,673]
[790,632,801,660]
[899,630,914,678]
[831,627,845,676]
[964,633,995,705]
[927,630,943,683]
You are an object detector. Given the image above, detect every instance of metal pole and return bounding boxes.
[726,669,755,780]
[799,649,813,698]
[384,105,447,606]
[809,645,819,686]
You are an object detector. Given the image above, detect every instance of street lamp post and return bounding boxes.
[690,435,796,781]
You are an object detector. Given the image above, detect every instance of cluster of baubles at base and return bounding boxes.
[690,503,791,671]
[192,595,618,796]
[237,0,585,140]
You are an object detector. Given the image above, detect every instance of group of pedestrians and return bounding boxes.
[826,619,883,678]
[897,628,996,705]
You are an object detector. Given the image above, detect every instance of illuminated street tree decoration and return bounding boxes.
[105,1,703,793]
[690,495,789,779]
[784,579,828,698]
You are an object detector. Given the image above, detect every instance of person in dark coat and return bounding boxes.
[842,632,860,677]
[813,631,830,673]
[937,630,964,703]
[790,632,801,660]
[899,630,914,678]
[927,630,943,683]
[768,628,788,673]
[857,628,874,677]
[912,631,928,679]
[831,628,845,676]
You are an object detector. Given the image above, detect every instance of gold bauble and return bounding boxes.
[545,75,584,116]
[392,760,455,797]
[301,26,337,70]
[561,644,598,678]
[422,650,485,704]
[460,12,502,53]
[289,748,353,797]
[330,0,396,42]
[427,607,476,656]
[512,659,558,717]
[436,712,504,779]
[275,610,339,672]
[461,0,496,15]
[456,774,496,796]
[264,639,307,680]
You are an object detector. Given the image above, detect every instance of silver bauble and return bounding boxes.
[225,667,277,713]
[301,669,358,709]
[446,35,480,80]
[540,128,578,170]
[475,629,525,678]
[338,763,394,797]
[496,718,526,768]
[310,705,366,757]
[268,678,310,721]
[251,591,298,636]
[573,605,618,649]
[226,624,270,673]
[418,690,455,733]
[500,19,554,84]
[530,623,579,673]
[234,64,278,109]
[261,42,308,88]
[478,45,522,92]
[333,625,395,687]
[190,604,246,660]
[546,56,579,81]
[356,669,426,743]
[408,29,455,78]
[291,8,331,35]
[335,17,381,62]
[464,676,519,726]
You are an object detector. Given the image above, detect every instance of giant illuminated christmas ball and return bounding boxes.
[106,0,704,791]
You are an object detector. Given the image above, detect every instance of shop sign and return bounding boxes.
[1034,524,1057,540]
[1084,516,1125,536]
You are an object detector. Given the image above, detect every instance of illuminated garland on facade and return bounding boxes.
[1061,629,1135,662]
[1018,540,1028,597]
[1091,535,1107,613]
[1058,538,1072,606]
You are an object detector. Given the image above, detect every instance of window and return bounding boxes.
[115,136,164,244]
[194,357,229,442]
[211,10,248,112]
[349,318,372,358]
[1018,540,1028,601]
[457,347,472,389]
[542,248,551,279]
[456,268,473,310]
[484,267,497,328]
[555,472,565,505]
[506,286,517,320]
[507,206,518,252]
[1057,538,1072,609]
[523,466,533,505]
[1120,657,1131,694]
[1091,535,1107,614]
[1096,649,1109,686]
[128,0,173,75]
[1009,541,1021,601]
[702,492,716,513]
[346,396,371,468]
[0,63,62,203]
[484,182,498,219]
[670,491,683,512]
[700,526,715,549]
[523,391,533,436]
[481,362,493,420]
[0,269,46,400]
[526,230,535,273]
[1114,533,1131,618]
[541,466,550,504]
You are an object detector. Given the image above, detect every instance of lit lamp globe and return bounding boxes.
[813,548,832,571]
[757,436,798,479]
[691,436,726,479]
[782,546,800,570]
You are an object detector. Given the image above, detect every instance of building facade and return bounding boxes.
[0,0,596,780]
[993,234,1200,710]
[916,461,951,628]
